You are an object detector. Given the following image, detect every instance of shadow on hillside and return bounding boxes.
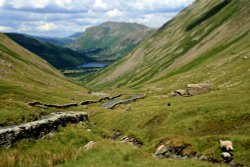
[186,0,232,31]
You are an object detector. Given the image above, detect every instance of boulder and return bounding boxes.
[187,84,211,96]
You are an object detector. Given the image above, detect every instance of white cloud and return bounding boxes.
[127,0,194,11]
[36,22,57,31]
[17,22,33,31]
[9,0,50,9]
[132,12,178,28]
[0,0,5,7]
[0,0,195,37]
[0,25,12,31]
[106,9,123,17]
[93,0,107,10]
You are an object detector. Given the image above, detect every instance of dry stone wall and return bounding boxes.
[0,112,88,147]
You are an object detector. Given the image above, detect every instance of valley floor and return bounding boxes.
[0,83,249,167]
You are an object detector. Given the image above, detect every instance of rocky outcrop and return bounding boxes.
[28,94,122,109]
[153,139,243,167]
[120,136,143,147]
[153,139,195,159]
[0,112,88,147]
[101,94,145,109]
[153,139,221,163]
[168,84,211,97]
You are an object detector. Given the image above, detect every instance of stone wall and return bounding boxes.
[28,94,122,109]
[0,112,88,147]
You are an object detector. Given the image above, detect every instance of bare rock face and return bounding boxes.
[187,84,211,96]
[0,112,88,147]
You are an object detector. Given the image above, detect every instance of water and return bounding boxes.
[76,63,108,68]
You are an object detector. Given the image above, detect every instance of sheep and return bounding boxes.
[221,152,233,163]
[219,140,233,152]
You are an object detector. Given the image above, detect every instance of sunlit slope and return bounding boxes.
[87,0,250,90]
[68,22,154,61]
[0,33,89,125]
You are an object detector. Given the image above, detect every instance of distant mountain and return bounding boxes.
[68,32,82,39]
[67,22,155,61]
[5,33,92,69]
[32,32,81,46]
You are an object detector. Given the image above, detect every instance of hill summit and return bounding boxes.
[67,22,154,61]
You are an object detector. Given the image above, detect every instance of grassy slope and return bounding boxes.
[87,0,250,89]
[0,1,250,167]
[0,33,92,125]
[52,0,249,166]
[67,22,154,61]
[5,33,92,69]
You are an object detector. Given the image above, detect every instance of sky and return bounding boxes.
[0,0,194,37]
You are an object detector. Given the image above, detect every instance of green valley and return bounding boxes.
[0,0,249,167]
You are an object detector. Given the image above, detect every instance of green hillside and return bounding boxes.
[67,22,154,61]
[87,0,250,90]
[5,33,92,69]
[70,1,249,165]
[0,33,92,125]
[0,0,250,167]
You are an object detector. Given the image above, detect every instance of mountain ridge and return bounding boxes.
[67,22,155,61]
[32,32,81,46]
[5,33,92,69]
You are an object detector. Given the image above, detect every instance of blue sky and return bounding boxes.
[0,0,194,37]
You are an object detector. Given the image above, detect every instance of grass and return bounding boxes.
[186,0,232,31]
[0,1,250,167]
[160,30,249,80]
[0,33,93,125]
[0,124,100,167]
[1,84,249,166]
[59,141,224,167]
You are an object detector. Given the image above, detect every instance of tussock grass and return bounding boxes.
[0,124,100,167]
